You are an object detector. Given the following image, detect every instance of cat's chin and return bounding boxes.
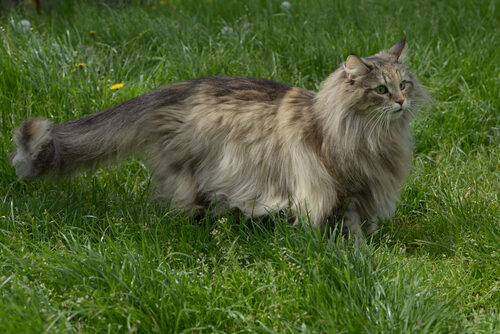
[389,109,404,120]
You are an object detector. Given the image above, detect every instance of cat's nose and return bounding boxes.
[396,98,405,105]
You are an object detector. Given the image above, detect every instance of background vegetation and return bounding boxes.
[0,0,498,332]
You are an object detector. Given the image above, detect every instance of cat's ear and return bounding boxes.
[387,37,407,63]
[344,54,370,78]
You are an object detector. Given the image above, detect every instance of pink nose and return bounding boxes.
[396,98,405,105]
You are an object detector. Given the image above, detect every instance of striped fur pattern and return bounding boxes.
[11,39,429,240]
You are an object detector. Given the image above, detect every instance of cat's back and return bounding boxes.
[151,75,316,140]
[154,76,293,109]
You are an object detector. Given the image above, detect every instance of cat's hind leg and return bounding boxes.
[152,164,204,215]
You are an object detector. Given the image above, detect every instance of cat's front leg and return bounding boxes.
[343,201,365,244]
[363,220,378,235]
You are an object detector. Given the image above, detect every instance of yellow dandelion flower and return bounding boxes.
[110,83,124,90]
[77,62,85,68]
[89,30,96,35]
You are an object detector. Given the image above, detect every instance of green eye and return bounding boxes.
[375,85,388,94]
[400,81,406,90]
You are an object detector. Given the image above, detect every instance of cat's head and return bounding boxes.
[335,38,429,121]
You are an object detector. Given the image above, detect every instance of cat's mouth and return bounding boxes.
[389,100,411,119]
[389,108,404,120]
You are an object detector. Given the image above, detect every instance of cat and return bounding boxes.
[11,38,429,241]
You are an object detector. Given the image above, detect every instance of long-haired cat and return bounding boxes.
[11,38,429,241]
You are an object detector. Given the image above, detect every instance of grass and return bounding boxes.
[0,0,498,332]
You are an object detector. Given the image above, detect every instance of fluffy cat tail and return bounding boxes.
[11,94,153,179]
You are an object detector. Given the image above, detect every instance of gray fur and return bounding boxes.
[11,39,429,240]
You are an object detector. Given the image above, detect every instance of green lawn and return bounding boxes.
[0,0,498,332]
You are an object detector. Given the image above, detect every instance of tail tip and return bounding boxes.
[11,117,53,179]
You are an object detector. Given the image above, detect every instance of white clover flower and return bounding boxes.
[221,26,233,35]
[280,1,291,10]
[18,19,31,32]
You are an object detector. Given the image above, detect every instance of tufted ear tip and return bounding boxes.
[344,54,370,77]
[387,37,407,63]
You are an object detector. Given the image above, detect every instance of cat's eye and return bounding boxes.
[400,81,406,90]
[375,85,388,94]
